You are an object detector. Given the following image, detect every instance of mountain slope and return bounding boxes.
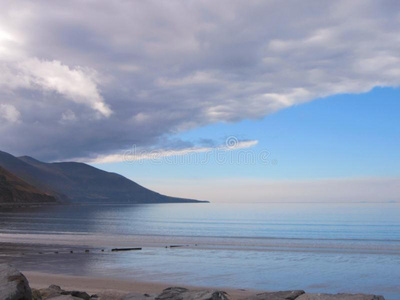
[0,151,67,200]
[0,150,204,203]
[0,166,57,204]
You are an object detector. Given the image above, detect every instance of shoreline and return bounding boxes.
[1,232,399,255]
[1,204,398,300]
[0,201,210,206]
[23,271,257,300]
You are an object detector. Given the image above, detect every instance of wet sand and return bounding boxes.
[1,238,258,299]
[24,271,257,300]
[1,202,399,300]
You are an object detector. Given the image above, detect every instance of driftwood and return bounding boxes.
[111,247,142,252]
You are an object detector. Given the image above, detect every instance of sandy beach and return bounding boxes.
[24,271,257,300]
[1,203,399,299]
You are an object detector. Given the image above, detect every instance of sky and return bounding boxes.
[0,1,399,202]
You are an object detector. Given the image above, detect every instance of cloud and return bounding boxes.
[0,1,400,160]
[0,58,111,118]
[0,104,20,123]
[60,109,77,123]
[85,139,258,164]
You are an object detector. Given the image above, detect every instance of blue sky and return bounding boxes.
[92,87,400,202]
[93,87,400,179]
[1,1,400,202]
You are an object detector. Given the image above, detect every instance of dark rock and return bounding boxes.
[0,263,32,300]
[156,288,189,300]
[242,290,305,300]
[156,287,229,300]
[296,293,385,300]
[38,285,91,300]
[122,292,155,300]
[32,289,42,300]
[38,285,64,299]
[61,291,91,300]
[48,285,63,291]
[47,296,83,300]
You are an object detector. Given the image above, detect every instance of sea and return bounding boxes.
[0,202,399,299]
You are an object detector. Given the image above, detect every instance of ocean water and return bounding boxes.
[0,203,399,299]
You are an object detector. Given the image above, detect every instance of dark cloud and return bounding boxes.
[0,0,400,161]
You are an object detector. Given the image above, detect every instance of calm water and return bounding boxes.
[0,203,399,299]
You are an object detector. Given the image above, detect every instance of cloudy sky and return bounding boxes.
[0,1,399,202]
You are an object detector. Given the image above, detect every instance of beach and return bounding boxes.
[0,203,399,299]
[23,271,256,300]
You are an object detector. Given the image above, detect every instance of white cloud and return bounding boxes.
[85,139,258,164]
[0,58,111,117]
[61,109,77,122]
[158,71,222,87]
[0,20,111,119]
[0,1,400,159]
[0,104,20,123]
[20,58,111,117]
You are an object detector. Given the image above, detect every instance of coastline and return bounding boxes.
[0,201,209,209]
[1,203,398,299]
[23,271,257,300]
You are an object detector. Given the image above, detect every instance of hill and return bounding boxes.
[0,150,205,204]
[0,166,57,204]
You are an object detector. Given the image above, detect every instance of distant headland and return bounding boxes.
[0,150,207,205]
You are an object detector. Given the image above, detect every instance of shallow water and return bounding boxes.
[0,203,399,299]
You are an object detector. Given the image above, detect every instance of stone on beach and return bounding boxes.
[242,290,305,300]
[32,289,42,300]
[61,291,90,300]
[45,296,83,300]
[155,287,229,300]
[36,285,63,299]
[0,264,388,300]
[34,285,92,300]
[121,291,155,300]
[296,293,385,300]
[0,263,32,300]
